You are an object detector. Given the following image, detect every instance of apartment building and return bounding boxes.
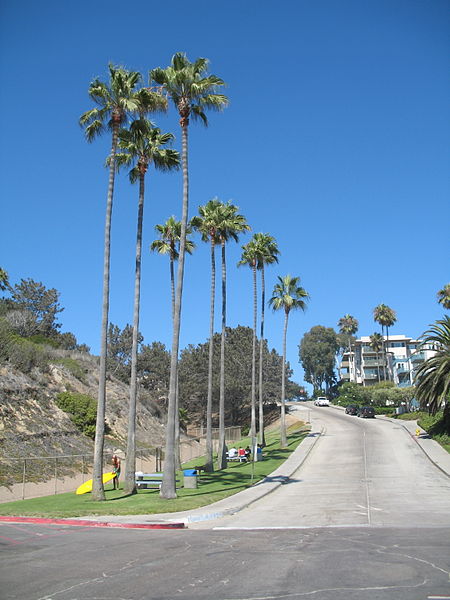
[339,334,437,387]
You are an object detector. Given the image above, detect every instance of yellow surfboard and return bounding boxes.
[76,472,116,495]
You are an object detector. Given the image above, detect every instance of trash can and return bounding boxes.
[256,447,263,461]
[183,469,197,489]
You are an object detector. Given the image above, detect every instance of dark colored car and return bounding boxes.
[358,406,375,418]
[345,405,358,415]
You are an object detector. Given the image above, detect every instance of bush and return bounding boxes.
[54,392,109,439]
[54,357,86,382]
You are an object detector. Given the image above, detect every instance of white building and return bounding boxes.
[339,335,438,387]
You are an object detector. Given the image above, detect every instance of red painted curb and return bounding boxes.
[0,515,185,529]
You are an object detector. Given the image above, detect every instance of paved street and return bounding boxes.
[1,404,450,599]
[199,404,450,529]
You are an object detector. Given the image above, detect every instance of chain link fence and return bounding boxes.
[0,426,241,502]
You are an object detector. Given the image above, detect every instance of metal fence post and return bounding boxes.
[22,459,26,500]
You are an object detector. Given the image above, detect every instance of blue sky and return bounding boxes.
[1,0,449,387]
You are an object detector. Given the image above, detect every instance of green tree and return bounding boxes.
[270,275,309,447]
[369,332,384,382]
[80,65,166,501]
[115,118,180,494]
[150,53,228,498]
[373,304,397,381]
[215,202,250,468]
[415,316,450,422]
[11,278,63,336]
[300,326,338,394]
[437,284,450,310]
[191,198,224,472]
[0,268,10,292]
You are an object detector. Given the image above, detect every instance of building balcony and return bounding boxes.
[340,360,350,368]
[363,373,378,380]
[411,352,426,362]
[340,372,351,380]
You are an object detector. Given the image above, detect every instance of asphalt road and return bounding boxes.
[1,405,449,600]
[199,404,450,529]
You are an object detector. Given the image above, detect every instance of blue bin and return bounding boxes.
[183,469,197,489]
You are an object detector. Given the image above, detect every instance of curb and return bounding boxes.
[0,515,186,529]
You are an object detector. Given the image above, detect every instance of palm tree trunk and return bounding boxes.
[376,352,381,382]
[205,238,216,472]
[170,255,181,471]
[280,310,288,448]
[160,121,189,498]
[386,327,391,381]
[250,263,257,442]
[92,121,119,501]
[217,238,228,470]
[124,170,146,495]
[258,266,266,446]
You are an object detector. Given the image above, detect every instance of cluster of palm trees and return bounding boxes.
[80,55,309,500]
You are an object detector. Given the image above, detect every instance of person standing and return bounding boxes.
[112,454,121,490]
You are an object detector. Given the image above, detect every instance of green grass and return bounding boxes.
[0,424,309,518]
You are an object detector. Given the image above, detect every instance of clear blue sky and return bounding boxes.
[1,0,449,387]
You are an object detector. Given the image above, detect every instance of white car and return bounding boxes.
[314,397,330,406]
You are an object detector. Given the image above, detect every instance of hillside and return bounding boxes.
[0,350,166,484]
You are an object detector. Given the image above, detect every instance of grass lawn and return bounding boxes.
[0,423,309,518]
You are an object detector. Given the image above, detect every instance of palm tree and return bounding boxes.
[437,284,450,310]
[151,217,195,317]
[254,234,279,446]
[373,304,397,382]
[114,119,179,495]
[151,217,195,470]
[238,242,259,445]
[150,53,228,498]
[79,65,166,501]
[338,314,359,382]
[369,332,384,382]
[216,202,250,469]
[238,233,280,448]
[191,198,223,472]
[415,316,450,422]
[269,275,309,447]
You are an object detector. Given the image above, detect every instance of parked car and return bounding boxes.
[314,397,330,406]
[345,405,358,415]
[357,406,375,418]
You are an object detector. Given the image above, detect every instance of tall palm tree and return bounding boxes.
[79,65,166,501]
[238,242,259,445]
[115,119,179,495]
[150,53,228,498]
[338,314,358,382]
[269,275,309,447]
[238,233,280,448]
[216,202,250,469]
[369,332,384,382]
[415,316,450,421]
[151,217,195,470]
[437,284,450,310]
[373,304,397,381]
[191,198,223,472]
[254,234,279,446]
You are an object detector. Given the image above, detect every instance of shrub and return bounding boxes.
[55,392,109,439]
[54,357,86,382]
